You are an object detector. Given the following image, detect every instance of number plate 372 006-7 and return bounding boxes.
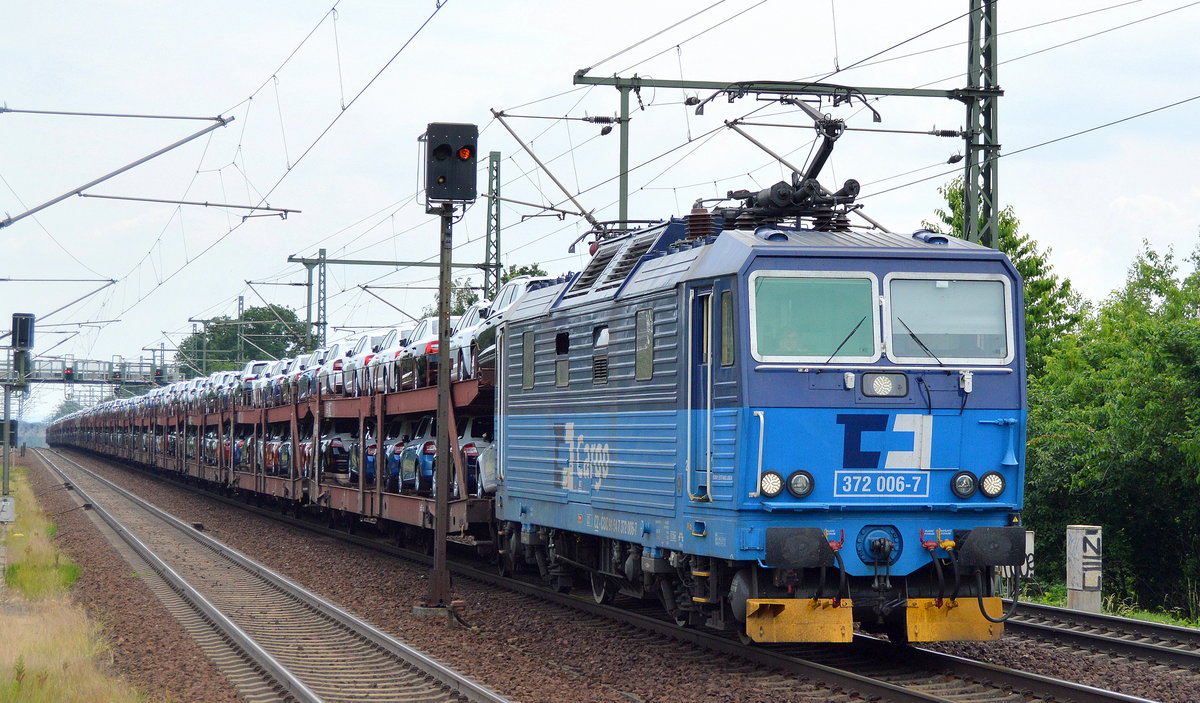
[833,471,929,498]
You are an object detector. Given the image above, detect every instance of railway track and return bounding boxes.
[50,448,1170,702]
[1006,600,1200,670]
[35,448,510,703]
[477,571,1155,703]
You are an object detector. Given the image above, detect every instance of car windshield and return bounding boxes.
[887,277,1009,361]
[456,309,478,331]
[752,274,876,360]
[461,415,493,439]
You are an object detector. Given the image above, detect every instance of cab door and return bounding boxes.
[688,286,714,500]
[708,282,740,501]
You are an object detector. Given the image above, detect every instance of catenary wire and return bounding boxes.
[862,91,1200,200]
[113,2,450,320]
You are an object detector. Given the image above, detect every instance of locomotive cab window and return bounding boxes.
[522,331,535,389]
[885,274,1012,365]
[555,332,570,387]
[749,271,880,363]
[635,310,653,380]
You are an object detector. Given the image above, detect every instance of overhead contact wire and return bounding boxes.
[116,1,449,318]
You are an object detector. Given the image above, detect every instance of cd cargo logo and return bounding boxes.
[560,421,612,491]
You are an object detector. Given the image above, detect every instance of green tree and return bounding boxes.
[501,263,547,283]
[418,264,549,318]
[50,399,83,420]
[1026,243,1200,617]
[923,179,1082,377]
[176,305,306,376]
[419,276,482,318]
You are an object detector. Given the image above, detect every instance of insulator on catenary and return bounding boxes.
[584,115,617,124]
[686,206,716,240]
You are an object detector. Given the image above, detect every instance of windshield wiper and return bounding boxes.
[825,315,868,364]
[896,316,944,366]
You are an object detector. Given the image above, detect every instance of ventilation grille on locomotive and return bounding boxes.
[564,240,624,299]
[595,233,658,292]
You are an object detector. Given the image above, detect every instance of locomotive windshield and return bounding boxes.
[885,275,1010,363]
[750,272,878,361]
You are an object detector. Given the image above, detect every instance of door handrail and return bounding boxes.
[749,410,765,498]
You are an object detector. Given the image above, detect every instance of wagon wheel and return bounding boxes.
[590,572,616,604]
[497,531,519,577]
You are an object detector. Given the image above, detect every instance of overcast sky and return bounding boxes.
[3,0,1198,419]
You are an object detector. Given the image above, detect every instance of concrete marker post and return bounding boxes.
[1066,525,1102,612]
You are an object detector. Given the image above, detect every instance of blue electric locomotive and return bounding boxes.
[493,187,1027,643]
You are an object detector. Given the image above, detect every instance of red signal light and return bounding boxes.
[457,146,473,160]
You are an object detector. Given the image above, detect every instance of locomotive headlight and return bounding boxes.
[760,471,784,498]
[862,373,908,397]
[951,470,978,498]
[979,471,1006,498]
[786,470,814,498]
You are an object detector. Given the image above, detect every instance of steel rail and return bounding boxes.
[863,638,1156,703]
[56,447,944,701]
[56,447,1157,703]
[39,448,513,703]
[1005,600,1200,669]
[34,449,323,703]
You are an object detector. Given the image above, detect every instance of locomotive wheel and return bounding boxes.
[657,578,691,626]
[590,572,615,604]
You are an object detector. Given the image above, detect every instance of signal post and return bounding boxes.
[2,313,34,522]
[417,122,478,616]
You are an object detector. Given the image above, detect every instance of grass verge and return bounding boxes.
[1024,581,1200,629]
[1,463,149,702]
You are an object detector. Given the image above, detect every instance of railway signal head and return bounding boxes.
[424,122,478,203]
[64,365,74,382]
[11,313,35,350]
